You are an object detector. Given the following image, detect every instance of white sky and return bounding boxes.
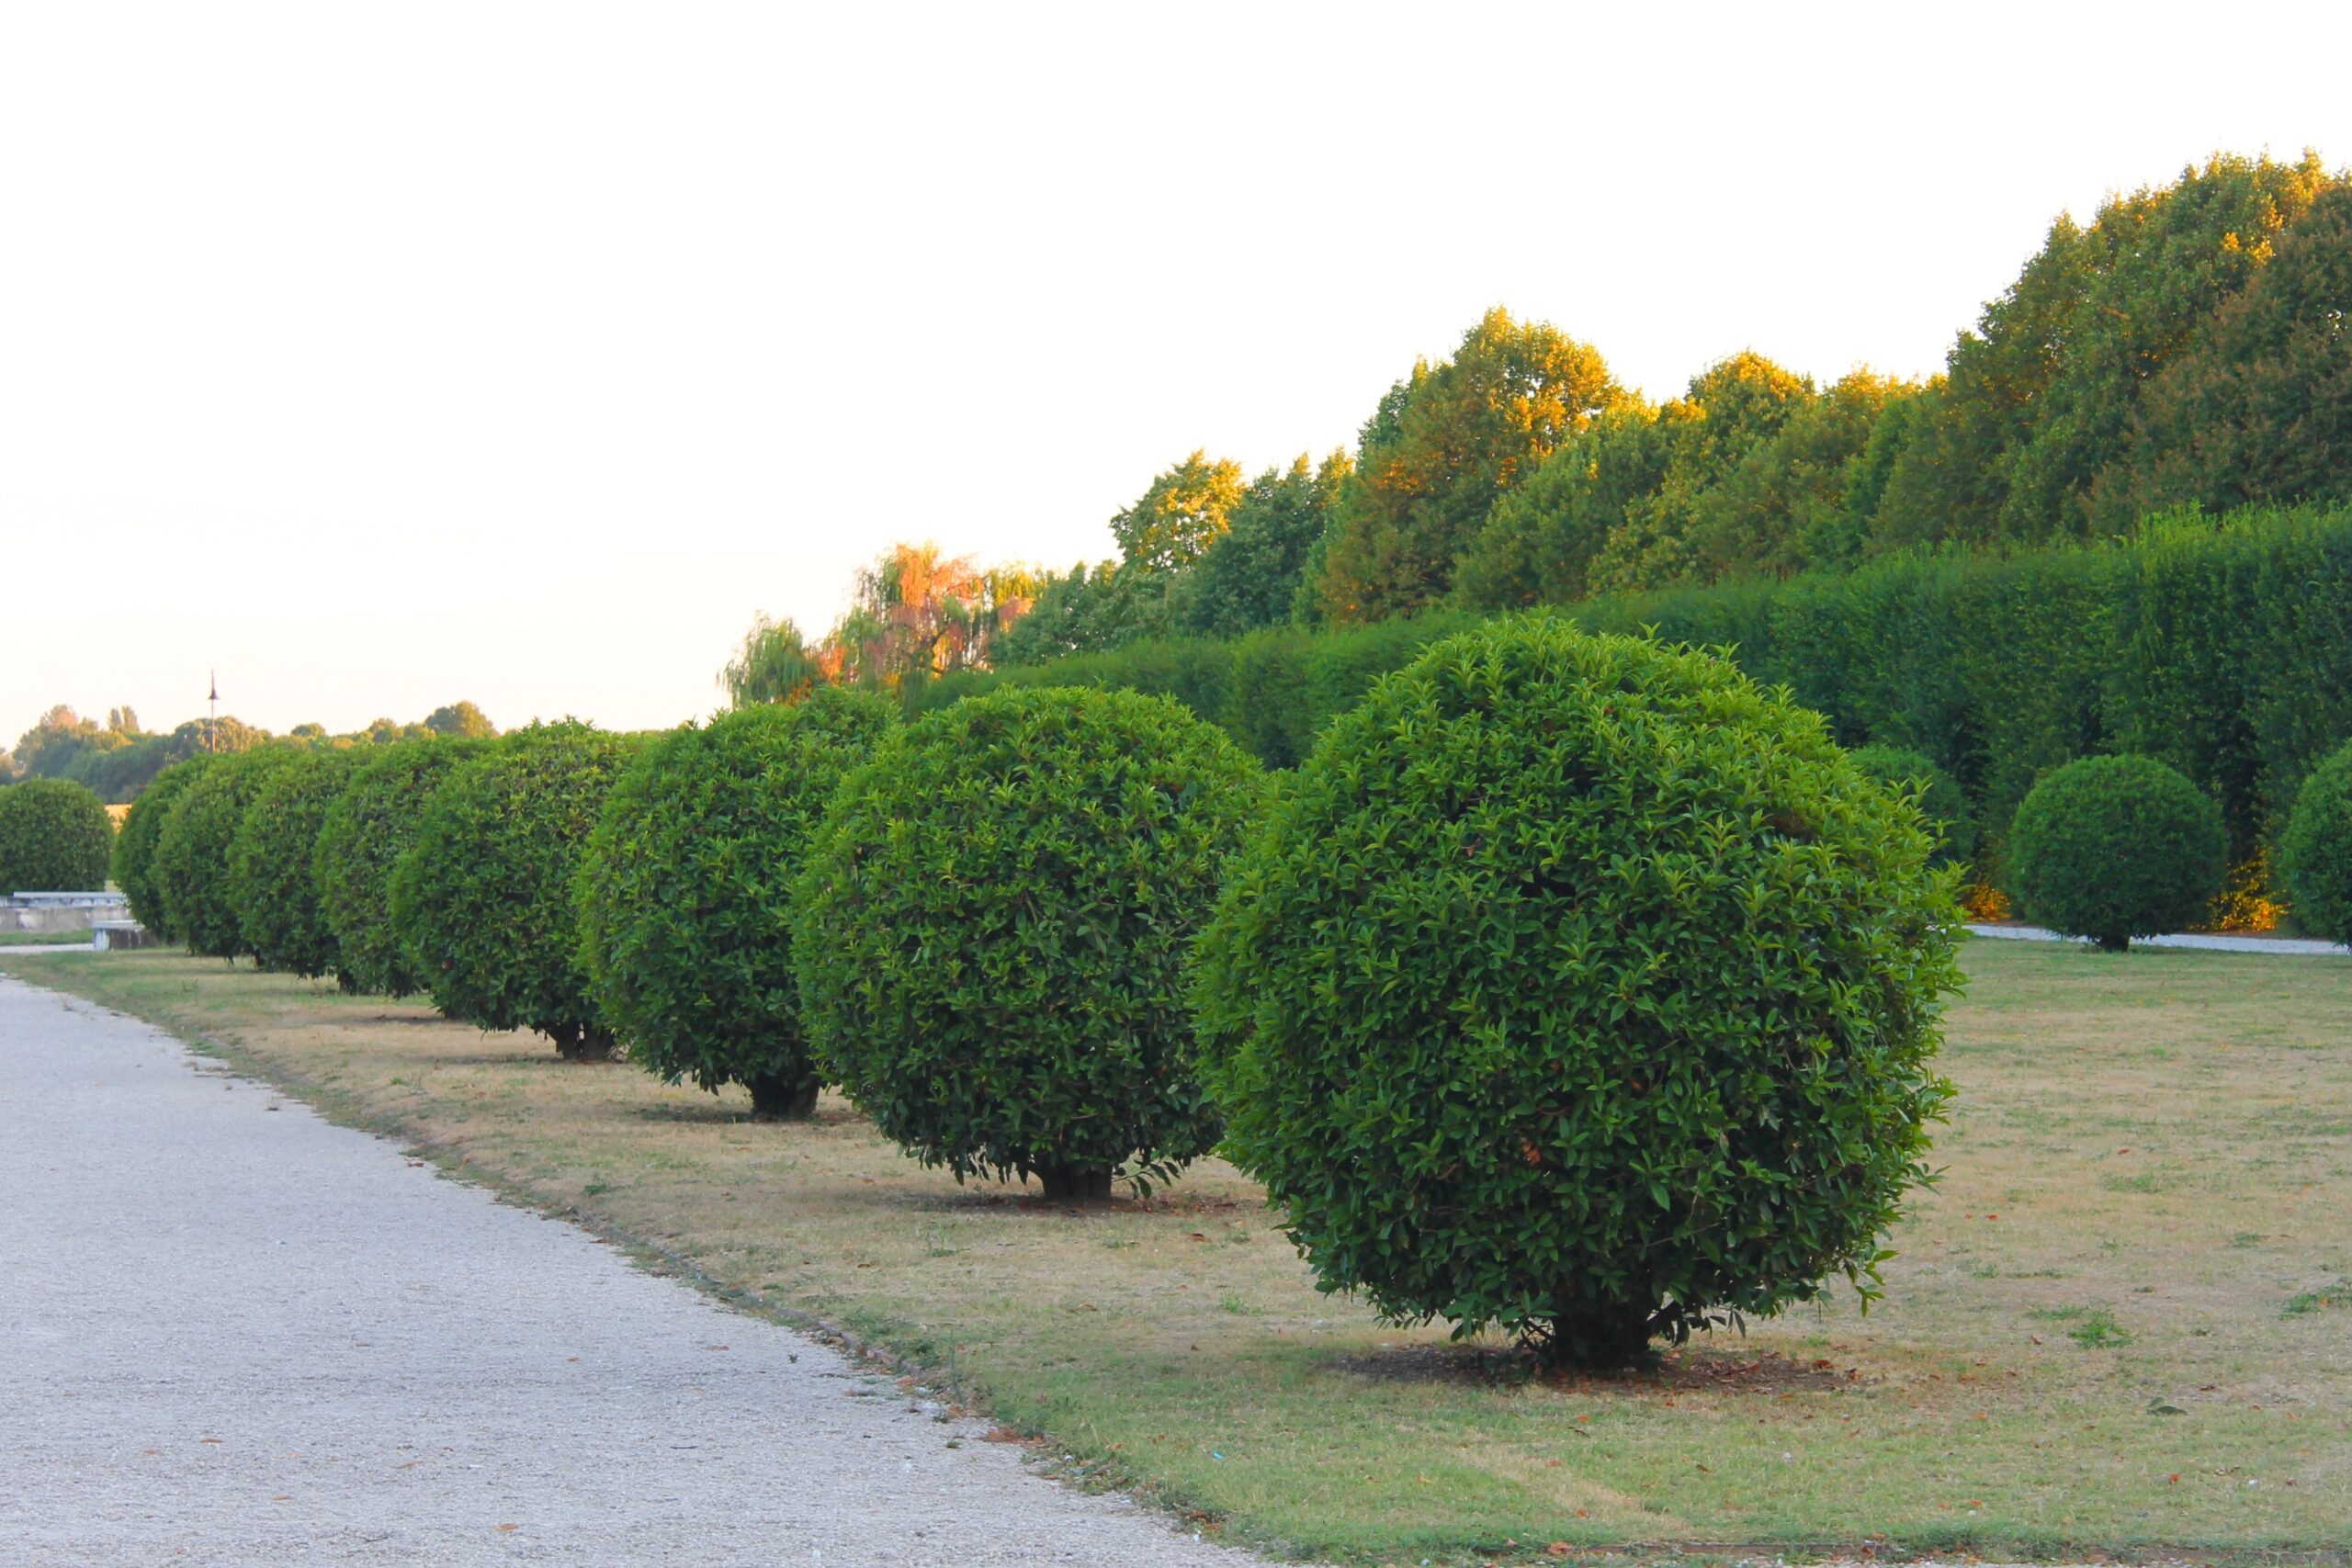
[5,1,2349,744]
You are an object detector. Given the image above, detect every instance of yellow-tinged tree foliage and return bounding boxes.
[1111,451,1247,578]
[1586,351,1816,592]
[1685,369,1920,579]
[1869,152,2335,550]
[1450,403,1667,610]
[2102,180,2352,522]
[1177,451,1351,637]
[1460,352,1839,604]
[1308,308,1629,624]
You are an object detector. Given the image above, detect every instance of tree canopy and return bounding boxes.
[1176,453,1351,637]
[1308,308,1630,623]
[1110,451,1246,579]
[721,544,1042,705]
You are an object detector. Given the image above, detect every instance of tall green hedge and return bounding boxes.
[1569,509,2352,862]
[948,504,2352,873]
[910,610,1482,774]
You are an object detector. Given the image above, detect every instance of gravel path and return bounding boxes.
[0,975,1264,1567]
[1965,922,2348,956]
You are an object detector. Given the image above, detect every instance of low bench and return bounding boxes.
[92,921,156,952]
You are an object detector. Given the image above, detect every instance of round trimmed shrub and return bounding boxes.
[1192,615,1962,1368]
[116,758,217,936]
[579,688,895,1116]
[389,723,639,1059]
[153,749,300,958]
[228,749,363,979]
[0,777,115,895]
[1849,743,1976,868]
[315,738,486,996]
[2279,739,2352,947]
[2003,754,2225,951]
[794,686,1263,1199]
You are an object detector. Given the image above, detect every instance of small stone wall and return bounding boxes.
[2,893,130,933]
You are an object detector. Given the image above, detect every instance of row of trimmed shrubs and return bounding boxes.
[919,503,2352,883]
[105,617,2352,1366]
[0,777,116,896]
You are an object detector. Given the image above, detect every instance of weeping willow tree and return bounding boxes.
[721,543,1046,706]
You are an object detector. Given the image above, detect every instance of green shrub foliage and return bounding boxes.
[152,749,299,958]
[2279,739,2352,947]
[1193,616,1962,1367]
[114,758,216,934]
[578,688,895,1115]
[0,777,115,895]
[227,749,363,979]
[389,723,637,1058]
[1848,743,1976,867]
[794,686,1263,1199]
[314,738,484,996]
[2003,754,2227,950]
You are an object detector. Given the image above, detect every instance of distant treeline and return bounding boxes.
[914,503,2352,867]
[1,702,497,802]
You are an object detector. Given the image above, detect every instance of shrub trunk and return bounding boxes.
[747,1072,821,1119]
[1034,1160,1114,1201]
[1538,1290,1657,1370]
[551,1023,616,1063]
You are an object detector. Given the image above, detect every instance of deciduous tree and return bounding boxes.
[1177,452,1349,637]
[2104,181,2352,519]
[1110,451,1245,578]
[1310,309,1628,622]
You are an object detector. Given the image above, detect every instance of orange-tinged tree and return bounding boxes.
[722,544,1045,705]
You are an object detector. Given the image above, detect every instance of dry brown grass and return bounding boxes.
[7,939,2349,1563]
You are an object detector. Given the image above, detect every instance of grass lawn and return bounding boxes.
[5,939,2347,1562]
[0,929,97,946]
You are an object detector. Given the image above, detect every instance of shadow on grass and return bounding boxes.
[880,1181,1272,1218]
[628,1098,868,1128]
[1325,1338,1865,1396]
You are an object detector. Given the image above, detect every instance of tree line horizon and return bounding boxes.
[1,701,498,804]
[724,151,2352,702]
